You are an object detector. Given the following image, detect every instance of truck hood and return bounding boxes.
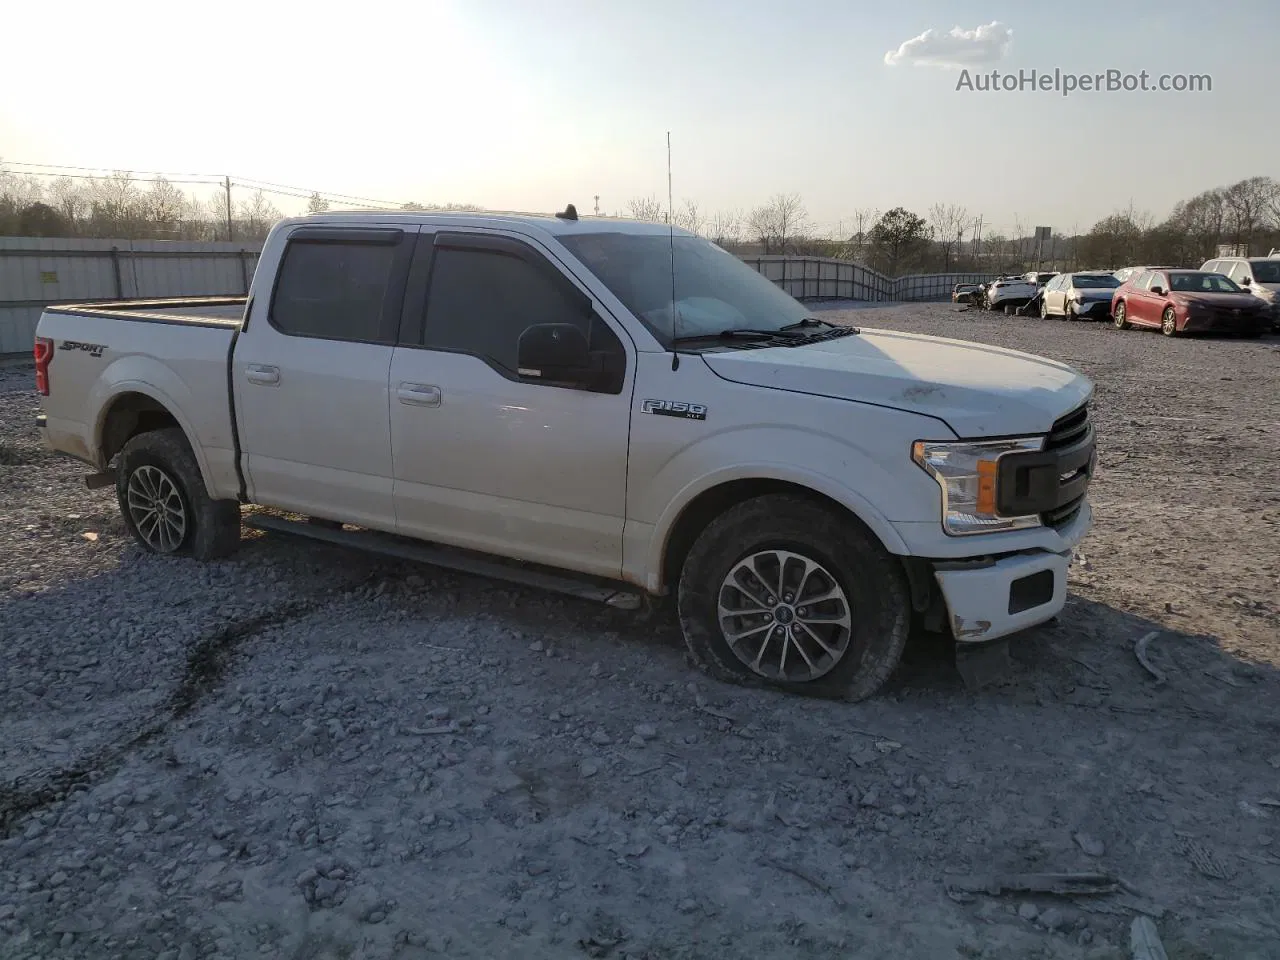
[700,328,1093,438]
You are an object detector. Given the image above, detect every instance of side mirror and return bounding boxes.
[1241,277,1252,285]
[517,323,591,382]
[1150,286,1164,296]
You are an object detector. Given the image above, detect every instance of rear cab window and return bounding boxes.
[269,228,412,343]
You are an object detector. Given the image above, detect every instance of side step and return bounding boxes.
[243,513,645,610]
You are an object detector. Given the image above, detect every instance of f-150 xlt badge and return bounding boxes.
[60,340,106,358]
[642,399,707,421]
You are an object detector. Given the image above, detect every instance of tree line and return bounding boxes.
[4,164,1278,274]
[627,179,1280,274]
[0,166,485,244]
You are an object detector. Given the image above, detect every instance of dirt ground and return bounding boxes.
[1,304,1278,960]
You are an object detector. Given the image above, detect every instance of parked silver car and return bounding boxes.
[1199,256,1280,331]
[1041,271,1121,320]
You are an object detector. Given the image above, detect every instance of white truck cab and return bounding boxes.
[34,207,1096,700]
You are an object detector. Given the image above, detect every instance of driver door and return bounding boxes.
[387,231,634,579]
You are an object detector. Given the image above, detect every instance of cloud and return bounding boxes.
[883,21,1012,69]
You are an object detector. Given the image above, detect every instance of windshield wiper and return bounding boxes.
[779,317,834,330]
[672,321,860,345]
[673,328,795,343]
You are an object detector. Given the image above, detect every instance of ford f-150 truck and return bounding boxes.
[34,208,1096,701]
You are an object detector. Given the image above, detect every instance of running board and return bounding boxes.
[243,513,645,610]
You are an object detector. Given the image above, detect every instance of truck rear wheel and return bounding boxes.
[116,427,241,561]
[676,495,910,701]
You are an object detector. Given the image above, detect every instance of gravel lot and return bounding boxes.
[2,306,1278,960]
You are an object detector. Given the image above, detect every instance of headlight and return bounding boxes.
[912,438,1044,535]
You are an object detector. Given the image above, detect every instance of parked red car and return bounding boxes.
[1111,269,1270,337]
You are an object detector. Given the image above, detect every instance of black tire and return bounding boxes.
[1161,307,1178,337]
[116,427,241,561]
[676,495,910,702]
[1113,301,1130,330]
[1039,297,1049,319]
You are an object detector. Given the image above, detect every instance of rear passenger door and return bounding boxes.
[1127,271,1155,325]
[233,225,416,530]
[387,231,635,579]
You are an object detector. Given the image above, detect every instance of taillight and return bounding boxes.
[34,336,53,396]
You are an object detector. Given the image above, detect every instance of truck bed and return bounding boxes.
[44,296,247,328]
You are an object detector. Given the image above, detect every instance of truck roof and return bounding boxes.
[294,208,694,238]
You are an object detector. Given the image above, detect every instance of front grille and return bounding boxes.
[1046,403,1090,450]
[1041,402,1092,529]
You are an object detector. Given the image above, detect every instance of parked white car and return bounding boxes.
[33,208,1096,701]
[1199,256,1280,331]
[1041,272,1121,321]
[986,276,1039,312]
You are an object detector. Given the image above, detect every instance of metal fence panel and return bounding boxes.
[0,237,263,354]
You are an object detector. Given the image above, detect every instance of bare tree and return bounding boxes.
[674,199,703,235]
[627,195,666,223]
[707,210,742,247]
[89,172,143,238]
[143,177,187,235]
[850,207,878,260]
[48,177,88,227]
[237,189,283,241]
[927,203,970,270]
[747,193,807,254]
[306,192,331,214]
[1222,176,1271,250]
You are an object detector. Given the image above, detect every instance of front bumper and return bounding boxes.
[1068,300,1111,320]
[1182,311,1271,334]
[933,549,1070,643]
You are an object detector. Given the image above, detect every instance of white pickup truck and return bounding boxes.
[34,208,1096,700]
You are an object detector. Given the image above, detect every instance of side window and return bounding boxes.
[1133,271,1152,289]
[1149,272,1167,291]
[1202,260,1220,274]
[1227,261,1250,282]
[271,237,400,343]
[422,243,623,378]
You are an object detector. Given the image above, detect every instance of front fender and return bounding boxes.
[90,357,216,495]
[649,460,913,578]
[633,414,947,592]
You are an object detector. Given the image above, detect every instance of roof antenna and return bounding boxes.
[555,203,578,221]
[667,131,679,372]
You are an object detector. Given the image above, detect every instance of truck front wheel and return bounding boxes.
[676,495,910,701]
[116,427,241,561]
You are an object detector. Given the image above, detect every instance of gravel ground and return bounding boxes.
[2,306,1279,960]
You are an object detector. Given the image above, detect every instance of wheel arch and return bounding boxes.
[94,384,215,496]
[654,471,911,595]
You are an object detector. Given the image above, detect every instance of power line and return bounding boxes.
[2,161,403,209]
[0,159,226,180]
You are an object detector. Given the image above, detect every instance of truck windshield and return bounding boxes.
[558,232,810,343]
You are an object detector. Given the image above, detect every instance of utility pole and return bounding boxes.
[224,176,234,242]
[593,195,600,216]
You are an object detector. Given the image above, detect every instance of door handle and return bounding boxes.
[246,364,279,385]
[397,383,441,407]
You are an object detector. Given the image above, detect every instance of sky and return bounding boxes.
[3,0,1278,238]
